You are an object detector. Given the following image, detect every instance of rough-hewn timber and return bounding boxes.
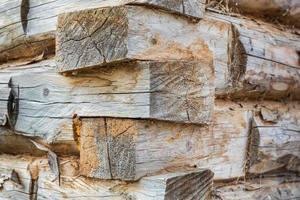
[4,60,214,143]
[0,0,205,63]
[56,5,237,93]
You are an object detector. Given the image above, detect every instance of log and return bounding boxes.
[206,10,300,99]
[208,0,300,28]
[6,59,214,142]
[213,176,300,200]
[218,56,300,100]
[56,5,238,93]
[0,0,205,63]
[38,157,213,200]
[79,100,252,180]
[247,104,300,174]
[206,11,300,69]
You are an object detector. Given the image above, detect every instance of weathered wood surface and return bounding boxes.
[247,105,300,175]
[0,126,78,156]
[56,5,238,93]
[208,0,300,28]
[0,0,205,63]
[0,85,10,125]
[80,99,253,180]
[0,155,36,200]
[219,56,300,100]
[213,176,300,200]
[4,59,214,143]
[206,10,300,69]
[206,11,300,99]
[38,157,213,200]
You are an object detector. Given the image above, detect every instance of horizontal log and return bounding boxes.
[206,10,300,69]
[218,55,300,100]
[0,0,205,63]
[0,154,213,200]
[208,0,300,28]
[206,10,300,99]
[79,100,252,180]
[6,60,214,143]
[56,5,237,93]
[213,176,300,200]
[39,157,213,200]
[247,105,300,174]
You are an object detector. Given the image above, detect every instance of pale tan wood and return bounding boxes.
[247,104,300,174]
[79,100,253,180]
[213,176,300,200]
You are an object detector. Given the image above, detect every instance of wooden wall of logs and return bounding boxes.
[0,0,299,199]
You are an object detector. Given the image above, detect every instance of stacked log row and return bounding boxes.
[0,0,299,199]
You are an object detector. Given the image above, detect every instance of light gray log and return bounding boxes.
[7,60,214,142]
[37,156,213,200]
[0,0,205,63]
[247,105,300,174]
[213,176,300,200]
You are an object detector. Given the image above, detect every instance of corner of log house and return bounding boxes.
[0,0,299,199]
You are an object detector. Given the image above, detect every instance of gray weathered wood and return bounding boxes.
[206,10,300,69]
[213,176,300,200]
[206,10,300,99]
[38,157,213,200]
[218,55,300,100]
[247,104,300,174]
[7,60,214,142]
[0,0,205,63]
[0,154,35,200]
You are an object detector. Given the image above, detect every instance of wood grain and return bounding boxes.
[5,60,214,142]
[247,104,300,174]
[206,10,300,99]
[40,157,213,200]
[56,5,237,94]
[0,154,36,200]
[213,176,300,200]
[79,101,252,180]
[0,0,205,63]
